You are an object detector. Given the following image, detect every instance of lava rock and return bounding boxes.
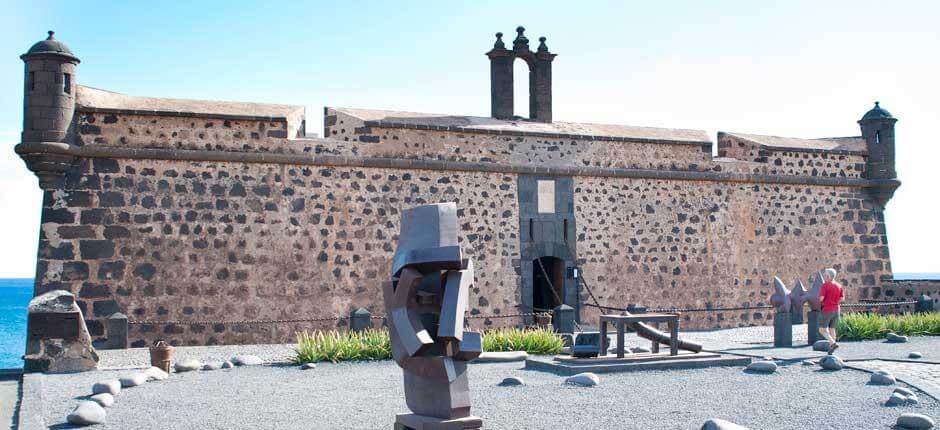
[630,346,652,354]
[565,372,600,387]
[819,355,844,370]
[24,290,99,373]
[92,380,121,395]
[887,333,910,343]
[120,373,148,387]
[701,418,751,430]
[67,401,107,426]
[870,371,897,385]
[174,359,202,372]
[745,361,778,373]
[896,413,935,429]
[231,355,264,366]
[812,340,831,351]
[301,363,317,370]
[89,393,114,408]
[909,352,923,359]
[202,362,223,371]
[144,366,169,380]
[498,376,524,386]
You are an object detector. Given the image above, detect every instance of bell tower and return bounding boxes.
[486,26,556,122]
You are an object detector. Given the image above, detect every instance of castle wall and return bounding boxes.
[574,177,892,327]
[18,95,903,348]
[321,108,714,171]
[34,156,522,347]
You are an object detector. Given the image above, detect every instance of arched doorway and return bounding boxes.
[532,256,565,311]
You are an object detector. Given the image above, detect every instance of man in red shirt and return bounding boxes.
[819,268,845,354]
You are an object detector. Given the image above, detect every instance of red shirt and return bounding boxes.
[820,281,844,312]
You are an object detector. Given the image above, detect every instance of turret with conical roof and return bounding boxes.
[21,31,79,144]
[18,31,80,188]
[858,101,899,206]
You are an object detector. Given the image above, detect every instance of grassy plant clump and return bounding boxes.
[481,327,564,355]
[837,312,940,341]
[292,329,391,364]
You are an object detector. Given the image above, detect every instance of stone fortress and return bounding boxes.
[15,28,935,348]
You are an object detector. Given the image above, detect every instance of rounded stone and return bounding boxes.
[909,352,923,359]
[887,392,909,407]
[819,355,843,371]
[701,418,751,430]
[221,360,235,369]
[896,413,935,429]
[120,373,148,388]
[231,355,264,366]
[801,360,816,366]
[870,372,896,385]
[895,387,916,398]
[174,358,202,372]
[92,380,121,395]
[473,351,528,363]
[202,362,223,371]
[745,361,777,374]
[67,401,107,426]
[565,372,599,387]
[630,346,652,354]
[301,362,317,370]
[89,393,114,408]
[886,333,910,343]
[144,366,169,381]
[812,340,830,352]
[498,376,524,386]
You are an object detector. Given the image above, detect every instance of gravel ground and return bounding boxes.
[40,360,940,429]
[97,344,296,369]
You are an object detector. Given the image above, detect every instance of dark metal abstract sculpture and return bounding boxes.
[384,203,483,430]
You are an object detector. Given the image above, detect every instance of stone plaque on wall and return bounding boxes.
[537,180,555,213]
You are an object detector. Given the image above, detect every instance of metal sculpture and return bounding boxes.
[384,203,483,430]
[770,277,791,312]
[790,279,808,324]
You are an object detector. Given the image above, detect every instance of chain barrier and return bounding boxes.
[583,300,916,314]
[128,311,553,326]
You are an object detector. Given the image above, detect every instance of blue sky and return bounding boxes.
[1,0,938,277]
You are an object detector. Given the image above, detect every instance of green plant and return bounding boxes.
[292,329,391,364]
[837,312,940,341]
[481,327,564,355]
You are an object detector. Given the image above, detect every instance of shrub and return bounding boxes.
[837,312,940,341]
[481,327,564,355]
[292,329,391,364]
[291,326,565,363]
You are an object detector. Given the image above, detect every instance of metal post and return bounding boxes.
[773,312,793,347]
[105,312,128,349]
[807,310,821,344]
[552,304,575,334]
[349,308,373,332]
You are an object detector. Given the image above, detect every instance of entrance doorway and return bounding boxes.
[532,256,565,311]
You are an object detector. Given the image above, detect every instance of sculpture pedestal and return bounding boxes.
[773,312,792,347]
[791,308,804,325]
[394,413,482,430]
[807,310,821,345]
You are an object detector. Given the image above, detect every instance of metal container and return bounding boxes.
[149,340,174,373]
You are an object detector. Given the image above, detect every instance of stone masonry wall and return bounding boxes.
[75,111,304,154]
[574,177,892,328]
[320,108,713,171]
[717,134,866,179]
[34,157,520,346]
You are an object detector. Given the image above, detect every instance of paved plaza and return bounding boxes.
[10,327,938,429]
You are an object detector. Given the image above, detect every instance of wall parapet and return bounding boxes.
[14,140,894,189]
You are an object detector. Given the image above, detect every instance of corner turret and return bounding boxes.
[858,101,900,206]
[18,31,80,189]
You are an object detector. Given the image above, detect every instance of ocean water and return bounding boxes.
[0,278,32,369]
